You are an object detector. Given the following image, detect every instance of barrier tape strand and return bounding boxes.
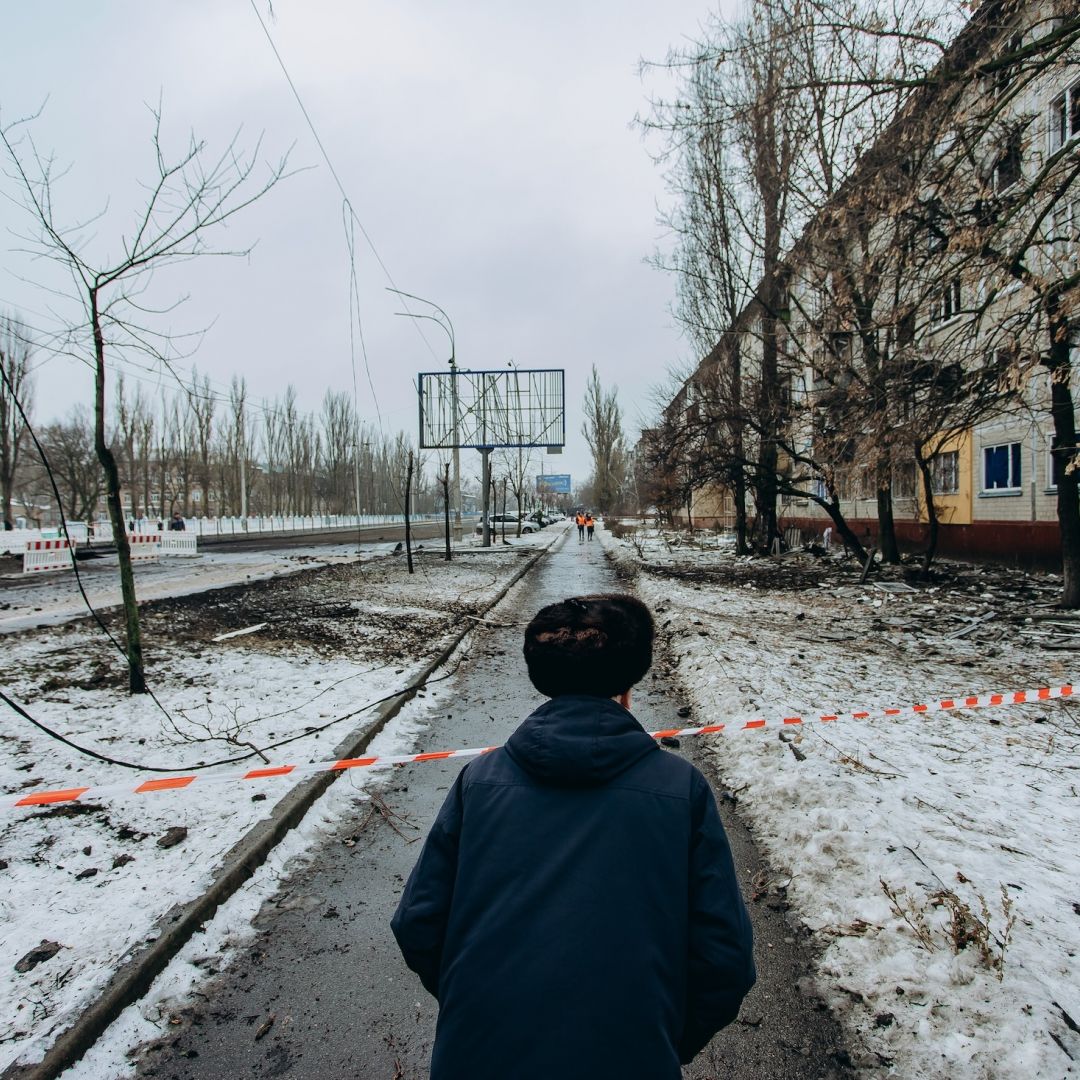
[3,683,1072,811]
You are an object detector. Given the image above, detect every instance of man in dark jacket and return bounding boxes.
[391,593,755,1080]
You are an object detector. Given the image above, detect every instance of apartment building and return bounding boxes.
[652,0,1079,568]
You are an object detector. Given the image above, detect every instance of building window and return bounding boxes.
[991,32,1023,99]
[983,441,1022,491]
[932,450,959,495]
[930,278,963,323]
[1051,199,1079,264]
[993,130,1023,192]
[893,461,917,499]
[1049,80,1080,154]
[926,202,948,253]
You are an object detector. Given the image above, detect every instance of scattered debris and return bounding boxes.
[156,827,188,850]
[254,1013,275,1041]
[212,622,269,642]
[944,612,998,640]
[779,729,807,761]
[15,940,61,973]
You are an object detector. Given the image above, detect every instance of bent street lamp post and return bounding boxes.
[389,290,462,543]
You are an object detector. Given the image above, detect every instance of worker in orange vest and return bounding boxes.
[585,512,595,541]
[576,512,586,542]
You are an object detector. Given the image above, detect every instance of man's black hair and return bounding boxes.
[523,593,654,698]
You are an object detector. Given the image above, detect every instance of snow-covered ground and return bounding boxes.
[6,518,1077,1079]
[601,524,1080,1079]
[0,528,560,1075]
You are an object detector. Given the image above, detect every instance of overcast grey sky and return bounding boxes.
[1,1,731,490]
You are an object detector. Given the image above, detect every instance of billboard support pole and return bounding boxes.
[451,376,462,542]
[481,447,492,548]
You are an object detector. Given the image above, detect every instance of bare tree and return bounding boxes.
[2,108,289,690]
[320,389,355,514]
[0,315,33,530]
[36,407,104,521]
[581,365,627,513]
[644,0,961,555]
[187,368,216,517]
[225,375,251,518]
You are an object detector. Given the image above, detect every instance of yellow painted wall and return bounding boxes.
[917,430,972,525]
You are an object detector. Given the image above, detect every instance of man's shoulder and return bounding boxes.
[624,744,711,796]
[459,747,516,784]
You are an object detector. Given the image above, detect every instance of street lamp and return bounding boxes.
[388,288,463,543]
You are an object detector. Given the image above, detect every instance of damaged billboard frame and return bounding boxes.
[417,368,566,450]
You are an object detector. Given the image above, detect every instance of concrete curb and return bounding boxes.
[3,538,556,1080]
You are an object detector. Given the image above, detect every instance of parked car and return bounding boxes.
[475,513,540,535]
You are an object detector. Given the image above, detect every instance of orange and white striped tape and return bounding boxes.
[3,683,1072,811]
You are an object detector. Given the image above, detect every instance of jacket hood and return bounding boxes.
[504,694,658,787]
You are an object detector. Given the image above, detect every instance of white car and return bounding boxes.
[475,514,539,535]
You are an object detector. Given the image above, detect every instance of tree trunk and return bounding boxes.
[1046,303,1080,607]
[916,453,940,576]
[441,463,451,561]
[821,499,868,564]
[404,450,414,574]
[92,291,146,693]
[732,468,748,553]
[876,476,900,564]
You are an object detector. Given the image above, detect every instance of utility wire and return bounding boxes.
[248,0,440,368]
[0,653,467,776]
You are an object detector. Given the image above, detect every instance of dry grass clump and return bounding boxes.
[880,877,1016,980]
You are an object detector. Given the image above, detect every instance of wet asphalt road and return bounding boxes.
[136,530,854,1080]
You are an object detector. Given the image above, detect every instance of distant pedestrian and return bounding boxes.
[392,594,755,1080]
[585,512,595,541]
[169,512,186,532]
[823,526,832,552]
[576,511,585,542]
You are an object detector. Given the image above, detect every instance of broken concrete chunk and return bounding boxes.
[156,827,188,849]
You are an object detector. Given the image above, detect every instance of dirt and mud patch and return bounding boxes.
[6,551,528,704]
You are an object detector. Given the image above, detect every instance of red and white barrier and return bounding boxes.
[128,533,161,562]
[22,539,73,574]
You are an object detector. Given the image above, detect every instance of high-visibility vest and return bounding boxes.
[576,514,585,525]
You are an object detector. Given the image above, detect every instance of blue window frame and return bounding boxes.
[983,442,1021,491]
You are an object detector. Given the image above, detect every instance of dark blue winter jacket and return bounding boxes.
[390,694,756,1080]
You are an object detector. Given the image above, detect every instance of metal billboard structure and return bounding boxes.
[418,369,565,450]
[418,368,565,548]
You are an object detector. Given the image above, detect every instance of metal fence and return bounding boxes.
[2,514,446,554]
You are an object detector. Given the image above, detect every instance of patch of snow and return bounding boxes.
[600,524,1080,1077]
